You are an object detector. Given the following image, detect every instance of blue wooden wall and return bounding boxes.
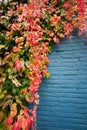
[37,33,87,130]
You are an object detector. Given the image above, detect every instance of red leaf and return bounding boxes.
[12,122,20,130]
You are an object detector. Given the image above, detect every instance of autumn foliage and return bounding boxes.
[0,0,87,130]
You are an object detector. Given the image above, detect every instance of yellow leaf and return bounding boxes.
[25,92,30,102]
[59,33,65,38]
[10,103,17,118]
[0,57,5,65]
[0,45,4,49]
[0,111,4,121]
[9,76,21,87]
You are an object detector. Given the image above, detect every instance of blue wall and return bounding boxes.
[37,33,87,130]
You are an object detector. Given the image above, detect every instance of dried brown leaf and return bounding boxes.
[9,76,21,87]
[0,99,13,110]
[0,57,5,65]
[15,96,27,109]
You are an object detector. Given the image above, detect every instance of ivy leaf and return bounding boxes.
[59,33,65,38]
[4,95,12,100]
[60,9,65,16]
[0,75,6,84]
[15,96,27,109]
[0,111,4,122]
[0,93,5,100]
[25,61,29,68]
[12,122,20,130]
[0,23,9,31]
[0,57,5,66]
[0,45,5,49]
[25,92,30,102]
[11,78,21,87]
[22,78,29,86]
[10,103,17,119]
[5,125,12,130]
[9,75,22,87]
[0,99,13,110]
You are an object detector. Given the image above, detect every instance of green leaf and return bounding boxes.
[0,93,5,100]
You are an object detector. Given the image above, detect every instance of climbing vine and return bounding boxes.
[0,0,87,130]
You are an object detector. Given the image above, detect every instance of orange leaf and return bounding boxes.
[10,103,17,118]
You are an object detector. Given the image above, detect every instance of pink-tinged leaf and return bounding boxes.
[4,117,13,126]
[15,58,24,71]
[12,122,20,130]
